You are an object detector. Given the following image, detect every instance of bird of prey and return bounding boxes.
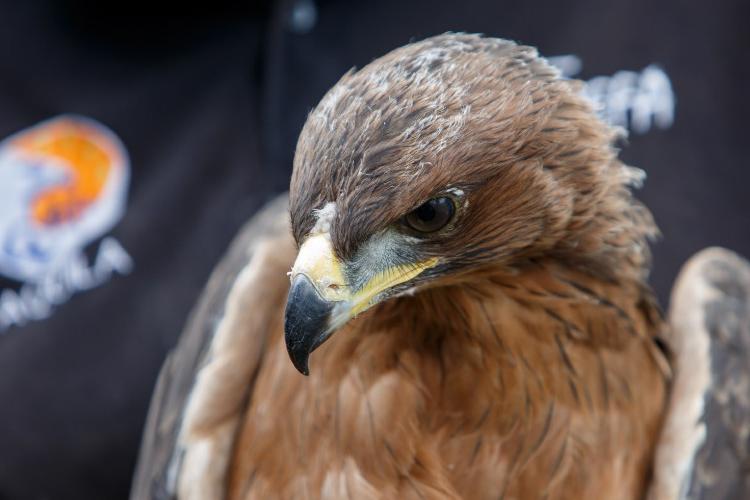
[131,34,750,500]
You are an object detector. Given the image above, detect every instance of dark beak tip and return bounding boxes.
[286,341,311,376]
[284,275,335,376]
[296,362,311,377]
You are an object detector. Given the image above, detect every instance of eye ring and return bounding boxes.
[402,196,456,234]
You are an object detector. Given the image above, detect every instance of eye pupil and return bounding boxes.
[403,196,455,233]
[414,203,437,222]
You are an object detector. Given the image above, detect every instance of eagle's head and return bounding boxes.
[285,34,655,375]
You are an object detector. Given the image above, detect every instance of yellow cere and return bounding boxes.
[292,233,439,315]
[291,233,348,301]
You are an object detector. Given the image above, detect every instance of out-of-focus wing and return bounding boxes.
[649,247,750,500]
[130,194,296,500]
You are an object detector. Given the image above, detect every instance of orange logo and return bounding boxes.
[0,115,130,283]
[15,119,118,226]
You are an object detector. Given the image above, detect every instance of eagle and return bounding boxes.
[130,34,750,500]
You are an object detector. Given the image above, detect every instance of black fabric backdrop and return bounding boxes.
[0,1,747,498]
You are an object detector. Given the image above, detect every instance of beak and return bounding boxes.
[284,274,335,375]
[283,233,437,375]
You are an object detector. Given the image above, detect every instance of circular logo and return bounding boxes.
[0,115,130,283]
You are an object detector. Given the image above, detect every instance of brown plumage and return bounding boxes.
[130,34,750,500]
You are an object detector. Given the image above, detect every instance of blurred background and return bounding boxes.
[0,0,747,498]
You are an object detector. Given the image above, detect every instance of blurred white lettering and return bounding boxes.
[0,237,132,331]
[548,55,675,134]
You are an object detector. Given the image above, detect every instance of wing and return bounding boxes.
[648,247,750,500]
[130,194,296,500]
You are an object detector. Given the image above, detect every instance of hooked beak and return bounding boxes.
[283,233,437,375]
[284,274,335,375]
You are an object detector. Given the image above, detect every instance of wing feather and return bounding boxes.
[130,194,295,500]
[649,247,750,500]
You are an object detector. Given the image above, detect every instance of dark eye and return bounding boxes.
[403,197,455,233]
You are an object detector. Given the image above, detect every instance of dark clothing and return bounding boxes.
[0,1,747,498]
